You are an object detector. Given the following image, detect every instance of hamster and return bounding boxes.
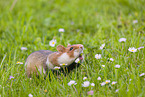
[25,44,84,77]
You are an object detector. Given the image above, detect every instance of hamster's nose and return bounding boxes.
[79,45,84,50]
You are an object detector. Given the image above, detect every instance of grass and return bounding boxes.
[0,0,145,96]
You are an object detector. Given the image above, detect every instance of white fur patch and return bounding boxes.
[57,53,76,65]
[74,50,80,58]
[46,58,54,69]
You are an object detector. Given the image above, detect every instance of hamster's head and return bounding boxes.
[56,44,84,66]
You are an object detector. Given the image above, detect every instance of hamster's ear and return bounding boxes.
[57,45,66,53]
[67,43,71,47]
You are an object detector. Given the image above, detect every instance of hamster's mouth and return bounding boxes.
[79,53,83,60]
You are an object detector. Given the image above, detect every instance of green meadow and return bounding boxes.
[0,0,145,96]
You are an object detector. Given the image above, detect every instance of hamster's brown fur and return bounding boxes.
[25,44,84,77]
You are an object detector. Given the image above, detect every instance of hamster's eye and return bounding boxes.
[70,47,73,51]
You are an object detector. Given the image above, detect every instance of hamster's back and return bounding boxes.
[25,50,53,77]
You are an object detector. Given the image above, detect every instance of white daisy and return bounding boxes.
[95,54,101,59]
[21,47,27,51]
[115,65,120,68]
[75,58,80,63]
[139,73,145,77]
[138,46,144,50]
[119,38,126,42]
[105,80,110,84]
[111,81,117,85]
[16,61,23,64]
[49,39,56,47]
[128,47,137,52]
[102,65,105,67]
[60,63,68,66]
[100,43,105,50]
[28,94,33,97]
[133,20,138,24]
[91,83,95,86]
[83,77,87,80]
[68,80,77,86]
[82,81,90,87]
[100,82,106,86]
[9,76,14,79]
[110,58,114,61]
[58,28,65,32]
[115,89,119,93]
[54,66,61,70]
[97,77,101,80]
[108,58,114,62]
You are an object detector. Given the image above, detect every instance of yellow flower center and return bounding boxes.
[17,62,20,64]
[62,63,65,65]
[106,82,109,84]
[52,42,55,44]
[131,50,134,51]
